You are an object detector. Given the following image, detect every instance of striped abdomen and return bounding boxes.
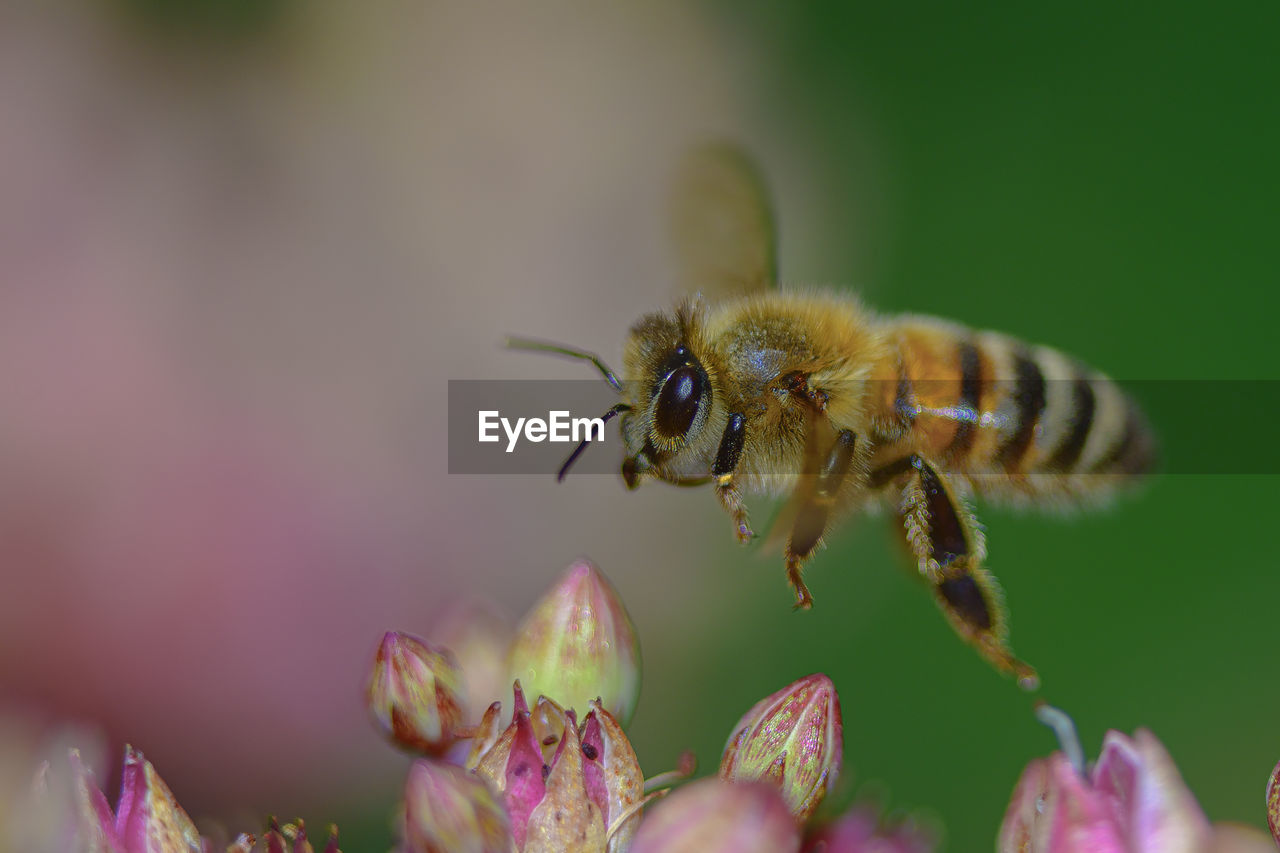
[876,320,1154,495]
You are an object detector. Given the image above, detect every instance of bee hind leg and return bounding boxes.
[784,429,858,610]
[712,413,754,542]
[888,454,1039,690]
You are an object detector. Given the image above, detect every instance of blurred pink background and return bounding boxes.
[0,0,831,825]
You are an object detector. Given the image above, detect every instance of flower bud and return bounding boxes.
[114,745,204,852]
[719,673,843,820]
[629,779,802,853]
[999,728,1213,853]
[402,760,513,853]
[507,559,641,725]
[367,631,466,755]
[1268,760,1280,846]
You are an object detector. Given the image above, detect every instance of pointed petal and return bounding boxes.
[503,698,550,849]
[291,820,314,853]
[1092,729,1212,853]
[66,749,123,853]
[524,713,606,853]
[583,701,644,852]
[321,825,342,853]
[531,696,568,764]
[113,746,203,853]
[465,702,505,771]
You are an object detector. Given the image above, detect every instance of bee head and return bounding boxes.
[621,304,716,483]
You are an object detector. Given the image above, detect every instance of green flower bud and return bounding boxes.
[719,673,843,821]
[507,560,641,725]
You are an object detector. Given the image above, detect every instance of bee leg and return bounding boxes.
[712,413,753,542]
[891,454,1039,690]
[784,430,858,610]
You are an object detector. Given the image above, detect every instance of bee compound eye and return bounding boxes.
[653,364,707,439]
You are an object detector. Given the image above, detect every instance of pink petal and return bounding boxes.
[113,746,203,853]
[503,692,548,849]
[1092,730,1212,853]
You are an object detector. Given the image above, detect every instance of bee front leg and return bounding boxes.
[890,454,1039,690]
[712,413,753,542]
[785,430,858,610]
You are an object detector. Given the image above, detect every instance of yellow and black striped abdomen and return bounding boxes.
[881,320,1154,499]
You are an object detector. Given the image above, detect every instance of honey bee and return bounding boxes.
[512,145,1154,688]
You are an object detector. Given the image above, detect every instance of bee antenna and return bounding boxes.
[557,403,630,482]
[505,337,624,394]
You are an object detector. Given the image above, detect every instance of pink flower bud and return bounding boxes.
[719,673,843,820]
[114,745,204,853]
[801,803,937,852]
[999,728,1212,853]
[402,760,513,853]
[366,631,466,755]
[507,559,641,725]
[629,779,802,853]
[1268,760,1280,846]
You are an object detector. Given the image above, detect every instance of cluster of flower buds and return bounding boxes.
[373,560,650,853]
[999,705,1274,853]
[370,557,938,853]
[366,559,642,762]
[32,744,339,853]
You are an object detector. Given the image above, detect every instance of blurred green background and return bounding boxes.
[2,2,1276,851]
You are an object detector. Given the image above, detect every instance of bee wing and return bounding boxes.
[668,143,778,299]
